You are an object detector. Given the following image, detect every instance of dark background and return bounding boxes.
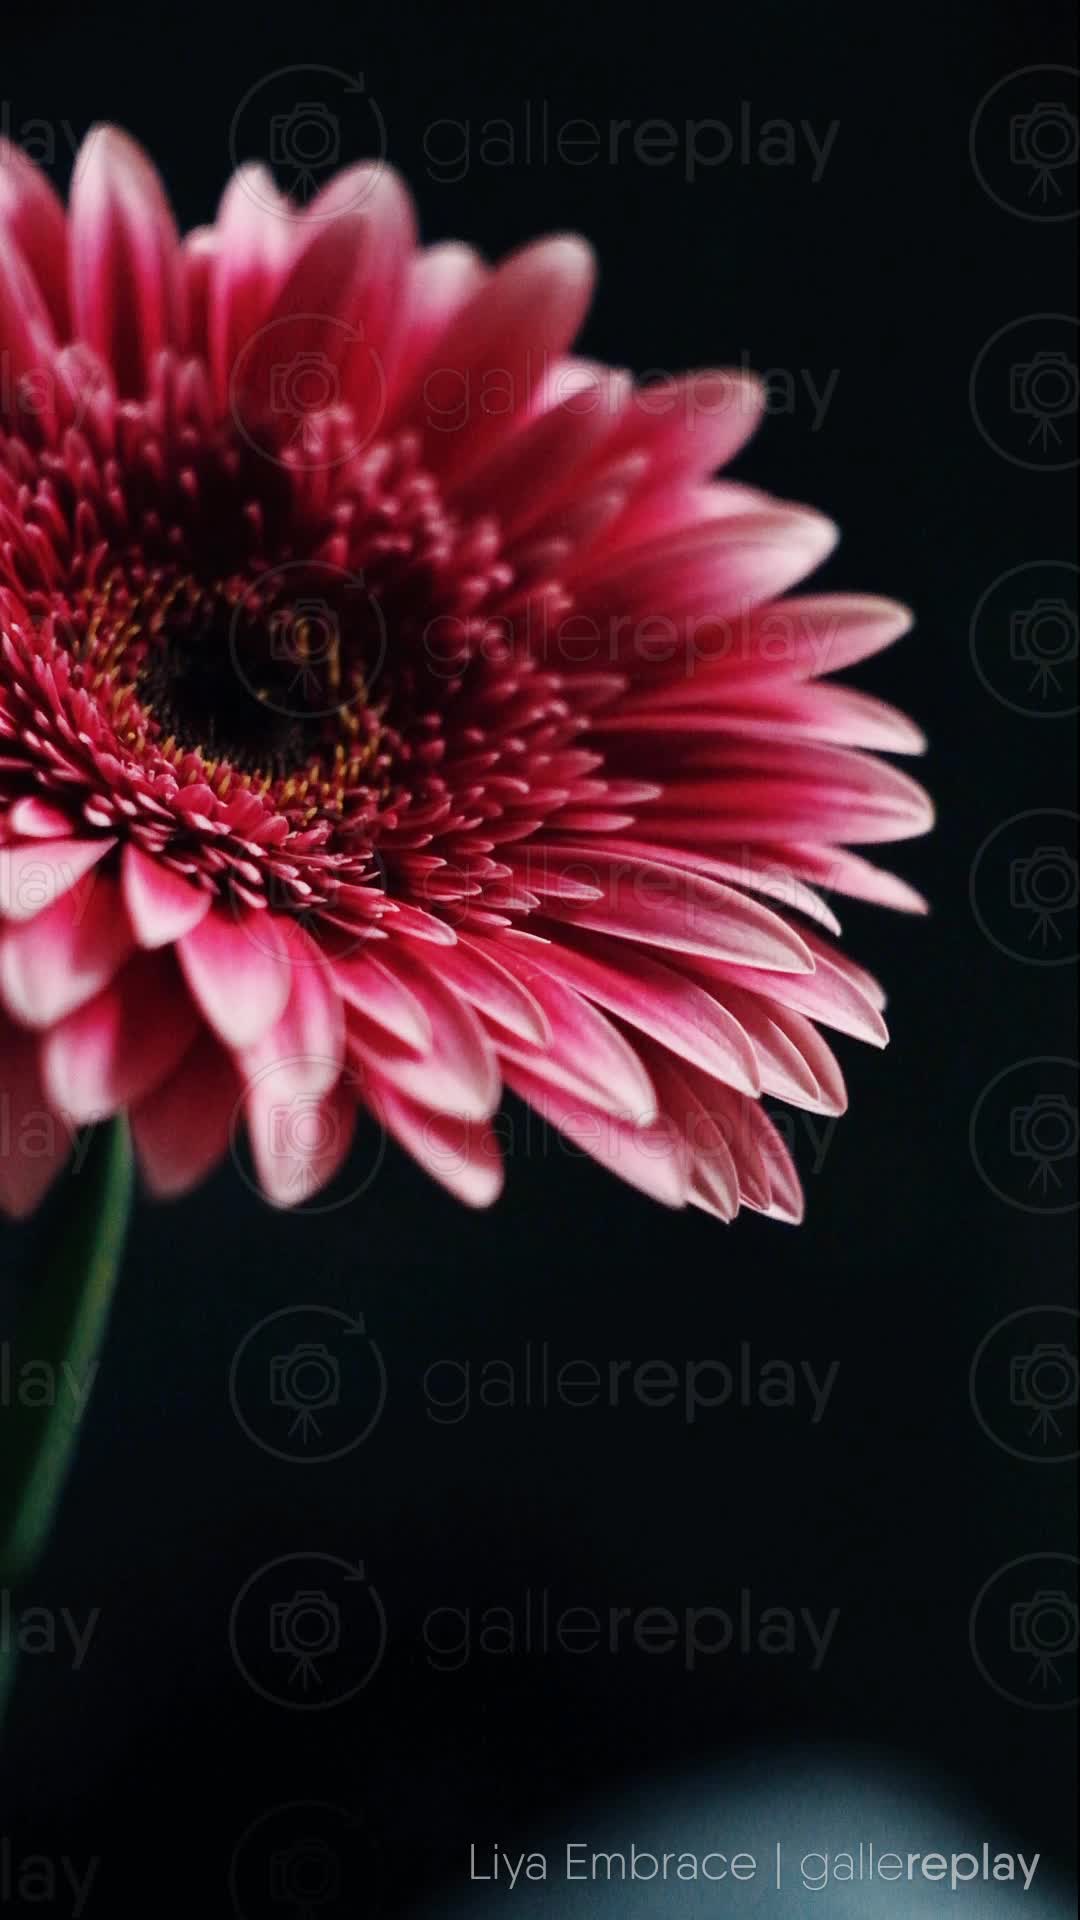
[1,0,1077,1912]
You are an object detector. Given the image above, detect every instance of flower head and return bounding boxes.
[0,127,931,1220]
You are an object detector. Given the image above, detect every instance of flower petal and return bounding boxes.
[122,844,212,949]
[0,224,60,436]
[236,924,345,1101]
[503,1058,688,1208]
[244,1071,356,1209]
[487,937,660,1123]
[490,927,759,1092]
[69,125,185,395]
[130,1030,241,1198]
[531,848,815,969]
[0,1015,72,1217]
[348,951,499,1122]
[437,935,552,1045]
[410,235,595,484]
[0,870,134,1028]
[370,1082,504,1207]
[329,949,433,1053]
[41,950,199,1124]
[0,838,115,925]
[0,138,70,333]
[177,907,292,1049]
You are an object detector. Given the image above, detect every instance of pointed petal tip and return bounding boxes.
[794,506,840,568]
[72,121,154,188]
[884,596,915,637]
[501,231,596,307]
[857,594,915,642]
[767,1193,806,1226]
[133,1153,196,1202]
[690,366,770,422]
[532,232,596,279]
[897,718,930,755]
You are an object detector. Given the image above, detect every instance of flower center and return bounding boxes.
[134,583,374,779]
[77,568,389,804]
[138,621,332,780]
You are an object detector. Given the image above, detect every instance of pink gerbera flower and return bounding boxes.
[0,127,932,1223]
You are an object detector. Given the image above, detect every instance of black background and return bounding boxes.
[1,0,1077,1913]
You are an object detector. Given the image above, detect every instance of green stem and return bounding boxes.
[0,1118,134,1721]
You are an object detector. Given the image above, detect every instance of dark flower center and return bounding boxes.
[138,624,332,779]
[93,569,390,803]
